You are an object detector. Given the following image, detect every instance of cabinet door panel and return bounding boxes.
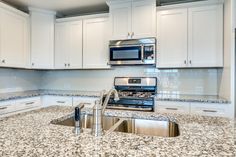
[83,17,110,69]
[157,9,188,68]
[55,23,68,69]
[110,2,132,40]
[132,0,156,39]
[188,5,223,67]
[0,9,28,68]
[68,21,83,69]
[30,12,54,69]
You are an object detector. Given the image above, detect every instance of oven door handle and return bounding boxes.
[106,106,153,112]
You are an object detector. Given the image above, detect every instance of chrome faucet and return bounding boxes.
[102,88,119,114]
[74,103,85,135]
[91,89,119,137]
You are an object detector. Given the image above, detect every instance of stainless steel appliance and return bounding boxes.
[109,38,156,65]
[106,77,157,112]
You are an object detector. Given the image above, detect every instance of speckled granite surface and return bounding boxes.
[156,94,230,104]
[0,106,235,157]
[0,90,230,104]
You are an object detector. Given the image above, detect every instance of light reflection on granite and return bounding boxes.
[0,106,235,157]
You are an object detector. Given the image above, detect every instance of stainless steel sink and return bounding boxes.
[52,114,179,137]
[52,114,121,131]
[111,118,179,137]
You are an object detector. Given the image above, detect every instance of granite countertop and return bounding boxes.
[156,93,230,104]
[0,106,235,157]
[0,90,101,102]
[0,90,230,104]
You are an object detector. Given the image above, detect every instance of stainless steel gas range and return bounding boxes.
[106,77,157,112]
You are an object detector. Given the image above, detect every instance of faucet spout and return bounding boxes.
[102,88,119,114]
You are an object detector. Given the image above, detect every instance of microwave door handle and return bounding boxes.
[141,45,144,63]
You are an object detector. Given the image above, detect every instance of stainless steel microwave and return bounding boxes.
[109,38,156,65]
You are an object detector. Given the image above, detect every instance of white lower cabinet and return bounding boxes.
[73,97,100,108]
[156,101,190,114]
[156,100,230,118]
[190,103,230,117]
[0,97,41,116]
[42,96,73,106]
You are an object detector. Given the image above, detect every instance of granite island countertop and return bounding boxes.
[0,90,231,104]
[0,106,235,157]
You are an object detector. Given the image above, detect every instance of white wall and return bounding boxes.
[41,67,219,95]
[0,68,43,93]
[218,0,234,100]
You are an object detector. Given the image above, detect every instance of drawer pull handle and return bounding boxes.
[203,110,217,113]
[165,108,178,110]
[25,102,34,105]
[0,106,7,110]
[56,101,66,104]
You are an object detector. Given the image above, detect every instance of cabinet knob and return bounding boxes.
[2,59,5,63]
[32,63,34,66]
[68,63,70,67]
[184,60,187,64]
[65,63,67,67]
[189,60,192,64]
[131,32,134,37]
[128,32,130,37]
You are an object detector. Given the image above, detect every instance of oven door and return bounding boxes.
[109,45,143,65]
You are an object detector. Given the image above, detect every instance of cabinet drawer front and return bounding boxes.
[15,97,41,110]
[0,100,15,114]
[43,96,73,106]
[190,103,229,117]
[156,101,190,114]
[73,97,99,108]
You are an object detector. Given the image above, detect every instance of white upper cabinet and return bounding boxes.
[157,8,188,68]
[109,0,156,40]
[83,17,110,69]
[0,4,29,68]
[188,5,223,67]
[131,0,156,39]
[157,4,223,68]
[110,2,132,40]
[55,21,83,69]
[68,21,83,69]
[55,23,67,69]
[30,9,55,69]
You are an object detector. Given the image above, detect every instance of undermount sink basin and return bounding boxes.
[51,114,180,137]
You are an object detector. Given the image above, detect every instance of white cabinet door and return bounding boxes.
[83,17,110,69]
[55,22,68,69]
[157,9,188,68]
[30,11,55,69]
[110,2,132,40]
[0,8,28,68]
[73,97,99,108]
[68,21,83,69]
[190,103,230,118]
[156,101,190,114]
[188,4,223,67]
[132,0,156,39]
[55,21,83,69]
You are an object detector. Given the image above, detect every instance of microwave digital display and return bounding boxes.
[128,79,141,84]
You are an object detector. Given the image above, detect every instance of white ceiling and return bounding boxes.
[2,0,109,16]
